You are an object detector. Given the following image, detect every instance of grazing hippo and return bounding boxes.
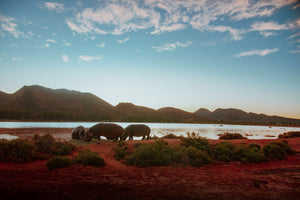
[84,123,124,142]
[123,124,150,140]
[72,126,85,140]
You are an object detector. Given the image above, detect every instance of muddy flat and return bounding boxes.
[0,128,299,200]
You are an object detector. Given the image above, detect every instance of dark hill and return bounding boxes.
[0,85,115,121]
[194,108,300,126]
[156,107,212,123]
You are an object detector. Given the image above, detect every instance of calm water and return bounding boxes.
[0,122,299,140]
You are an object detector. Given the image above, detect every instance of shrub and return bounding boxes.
[74,149,105,167]
[113,141,128,160]
[33,134,55,153]
[171,146,189,166]
[52,142,76,156]
[234,144,267,163]
[278,131,300,139]
[218,133,247,140]
[125,140,173,167]
[46,156,73,170]
[185,146,212,167]
[263,140,295,160]
[213,142,236,162]
[181,132,213,156]
[161,134,181,139]
[8,139,36,163]
[0,139,10,161]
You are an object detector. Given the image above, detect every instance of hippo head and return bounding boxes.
[122,131,129,140]
[79,130,85,140]
[84,130,94,142]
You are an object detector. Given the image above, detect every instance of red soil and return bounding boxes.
[0,128,299,200]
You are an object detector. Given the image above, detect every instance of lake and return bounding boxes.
[0,122,299,140]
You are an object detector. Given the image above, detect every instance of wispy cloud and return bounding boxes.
[66,0,296,39]
[97,42,105,48]
[288,31,300,39]
[152,41,191,52]
[44,2,64,12]
[12,57,21,61]
[289,50,300,53]
[79,55,102,62]
[235,48,279,58]
[62,55,69,63]
[0,14,25,38]
[46,39,56,43]
[63,40,71,46]
[117,37,130,43]
[44,43,49,48]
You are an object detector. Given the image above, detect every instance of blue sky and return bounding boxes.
[0,0,300,119]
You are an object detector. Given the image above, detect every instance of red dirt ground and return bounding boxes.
[0,128,299,200]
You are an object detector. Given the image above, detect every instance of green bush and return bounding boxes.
[263,140,295,160]
[73,149,105,167]
[234,144,267,163]
[0,139,10,161]
[33,134,55,153]
[8,139,37,163]
[213,142,236,162]
[185,146,212,167]
[218,133,247,140]
[125,140,173,167]
[113,141,128,160]
[278,131,300,139]
[161,134,181,139]
[52,142,76,156]
[46,156,73,170]
[181,132,213,156]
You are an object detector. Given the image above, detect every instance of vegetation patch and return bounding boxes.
[73,149,105,167]
[218,133,247,140]
[113,141,128,160]
[263,140,295,160]
[185,146,212,167]
[161,133,182,139]
[5,139,37,163]
[46,156,73,170]
[278,131,300,139]
[181,132,213,156]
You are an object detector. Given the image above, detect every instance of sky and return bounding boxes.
[0,0,300,119]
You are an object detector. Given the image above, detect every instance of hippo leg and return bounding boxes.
[146,134,150,140]
[113,136,118,142]
[142,135,145,140]
[129,135,133,140]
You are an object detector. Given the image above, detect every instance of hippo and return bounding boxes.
[72,126,85,140]
[123,124,150,140]
[84,123,124,142]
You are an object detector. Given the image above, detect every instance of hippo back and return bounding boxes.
[88,123,124,138]
[125,124,150,137]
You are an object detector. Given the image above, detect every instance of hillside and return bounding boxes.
[0,85,299,125]
[194,108,300,126]
[0,85,115,121]
[0,85,210,123]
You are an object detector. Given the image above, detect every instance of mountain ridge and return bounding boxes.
[0,85,299,125]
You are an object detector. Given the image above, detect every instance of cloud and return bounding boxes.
[65,0,296,38]
[289,50,300,53]
[117,37,130,43]
[12,57,21,61]
[46,39,56,43]
[97,42,105,48]
[152,41,191,52]
[288,31,300,39]
[251,21,290,32]
[79,55,102,62]
[62,55,69,63]
[63,40,71,46]
[44,43,49,48]
[234,48,279,58]
[44,2,64,12]
[0,14,33,38]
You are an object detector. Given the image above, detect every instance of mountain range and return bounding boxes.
[0,85,299,125]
